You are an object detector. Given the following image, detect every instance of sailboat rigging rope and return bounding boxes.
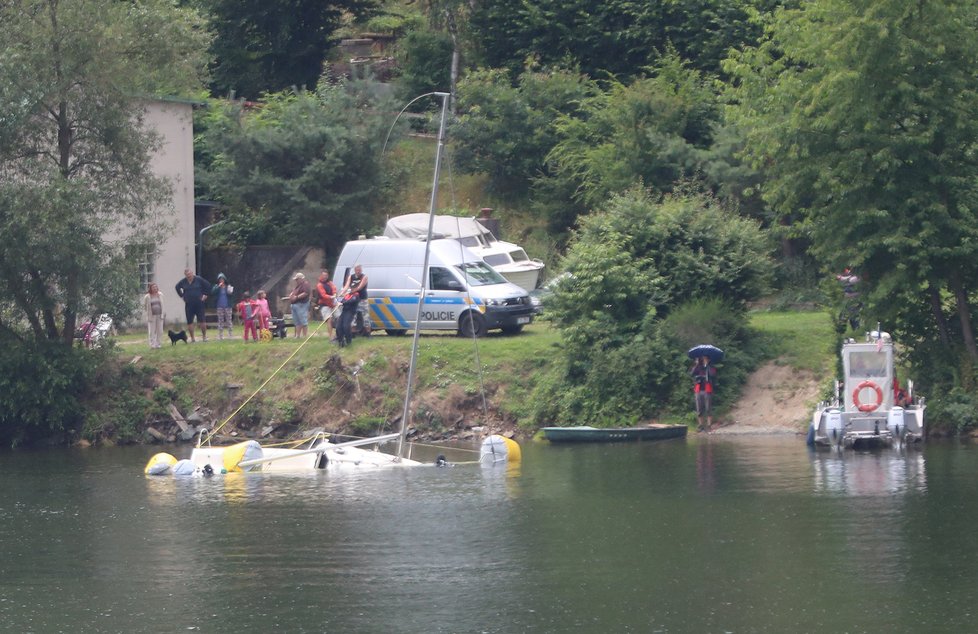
[198,307,334,446]
[442,144,494,435]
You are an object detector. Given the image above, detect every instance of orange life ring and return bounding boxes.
[853,380,883,412]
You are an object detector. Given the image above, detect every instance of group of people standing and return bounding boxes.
[142,265,370,349]
[142,269,273,348]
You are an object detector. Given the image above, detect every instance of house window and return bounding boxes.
[130,244,156,291]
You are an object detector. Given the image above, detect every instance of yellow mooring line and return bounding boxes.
[200,308,335,445]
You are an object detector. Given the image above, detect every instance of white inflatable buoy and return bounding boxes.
[479,435,521,465]
[172,459,197,476]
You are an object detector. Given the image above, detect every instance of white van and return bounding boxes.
[332,238,535,336]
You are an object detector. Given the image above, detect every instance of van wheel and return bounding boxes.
[385,329,407,336]
[500,324,524,335]
[458,313,487,338]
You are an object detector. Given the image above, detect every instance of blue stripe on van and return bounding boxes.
[365,295,485,328]
[369,298,408,328]
[382,295,484,306]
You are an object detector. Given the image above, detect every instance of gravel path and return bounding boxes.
[711,360,821,436]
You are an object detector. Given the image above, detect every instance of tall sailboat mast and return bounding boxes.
[397,92,450,460]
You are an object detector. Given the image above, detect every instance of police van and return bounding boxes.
[332,238,534,337]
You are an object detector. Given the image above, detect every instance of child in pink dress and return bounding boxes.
[237,292,259,342]
[255,290,272,332]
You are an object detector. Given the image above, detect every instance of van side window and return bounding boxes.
[430,266,460,291]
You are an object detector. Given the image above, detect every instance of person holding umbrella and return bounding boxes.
[688,345,723,432]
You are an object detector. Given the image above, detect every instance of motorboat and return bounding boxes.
[809,329,925,449]
[383,213,545,290]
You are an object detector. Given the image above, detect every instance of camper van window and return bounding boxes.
[430,267,460,291]
[849,351,888,377]
[459,236,480,248]
[456,261,507,286]
[510,249,529,262]
[484,254,510,266]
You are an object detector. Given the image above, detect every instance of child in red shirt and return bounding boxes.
[237,292,259,342]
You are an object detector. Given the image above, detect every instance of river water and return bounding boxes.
[1,435,976,633]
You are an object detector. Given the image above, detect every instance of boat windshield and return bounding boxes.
[456,261,507,286]
[848,351,889,377]
[483,253,511,266]
[510,249,529,262]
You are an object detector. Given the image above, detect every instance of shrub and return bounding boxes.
[530,188,770,425]
[930,387,978,433]
[0,339,92,447]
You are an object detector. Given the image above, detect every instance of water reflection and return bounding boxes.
[9,439,978,633]
[811,449,927,496]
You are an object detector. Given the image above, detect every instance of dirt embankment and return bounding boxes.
[713,360,822,435]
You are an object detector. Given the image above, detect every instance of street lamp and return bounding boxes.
[196,220,225,275]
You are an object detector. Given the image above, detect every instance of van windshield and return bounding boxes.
[456,261,507,286]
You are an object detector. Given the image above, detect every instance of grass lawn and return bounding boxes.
[749,310,837,374]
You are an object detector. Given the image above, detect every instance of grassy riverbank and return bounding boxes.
[87,309,838,446]
[92,321,561,444]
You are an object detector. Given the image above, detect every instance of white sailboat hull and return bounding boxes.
[189,439,422,473]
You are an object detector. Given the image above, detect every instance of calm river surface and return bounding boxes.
[2,435,977,633]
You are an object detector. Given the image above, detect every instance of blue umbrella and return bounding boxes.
[688,344,724,363]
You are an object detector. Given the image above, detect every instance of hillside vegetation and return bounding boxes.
[82,310,837,446]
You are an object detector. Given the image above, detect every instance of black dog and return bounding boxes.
[168,329,188,345]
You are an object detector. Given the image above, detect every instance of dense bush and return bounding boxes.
[452,66,596,198]
[0,339,93,447]
[395,29,453,104]
[197,83,396,255]
[528,187,771,425]
[929,387,978,433]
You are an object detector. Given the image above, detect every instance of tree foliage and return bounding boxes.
[0,338,92,447]
[197,82,399,256]
[199,0,379,99]
[452,65,596,198]
[395,28,454,103]
[0,0,208,444]
[545,54,722,209]
[0,0,210,344]
[467,0,786,80]
[529,187,771,424]
[725,0,978,367]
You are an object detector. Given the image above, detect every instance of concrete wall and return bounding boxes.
[202,246,326,318]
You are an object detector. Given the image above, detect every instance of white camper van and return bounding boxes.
[332,238,535,337]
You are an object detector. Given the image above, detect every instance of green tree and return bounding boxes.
[199,0,379,99]
[467,0,787,80]
[546,54,721,210]
[0,0,209,445]
[452,65,597,198]
[725,0,978,365]
[396,29,454,103]
[530,186,771,424]
[0,0,210,344]
[198,82,397,255]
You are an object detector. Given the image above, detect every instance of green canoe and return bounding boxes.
[541,425,688,443]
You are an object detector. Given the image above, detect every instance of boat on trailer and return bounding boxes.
[383,213,546,291]
[809,329,925,449]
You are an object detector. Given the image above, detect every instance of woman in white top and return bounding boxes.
[143,283,165,349]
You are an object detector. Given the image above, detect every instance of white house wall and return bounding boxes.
[142,99,196,327]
